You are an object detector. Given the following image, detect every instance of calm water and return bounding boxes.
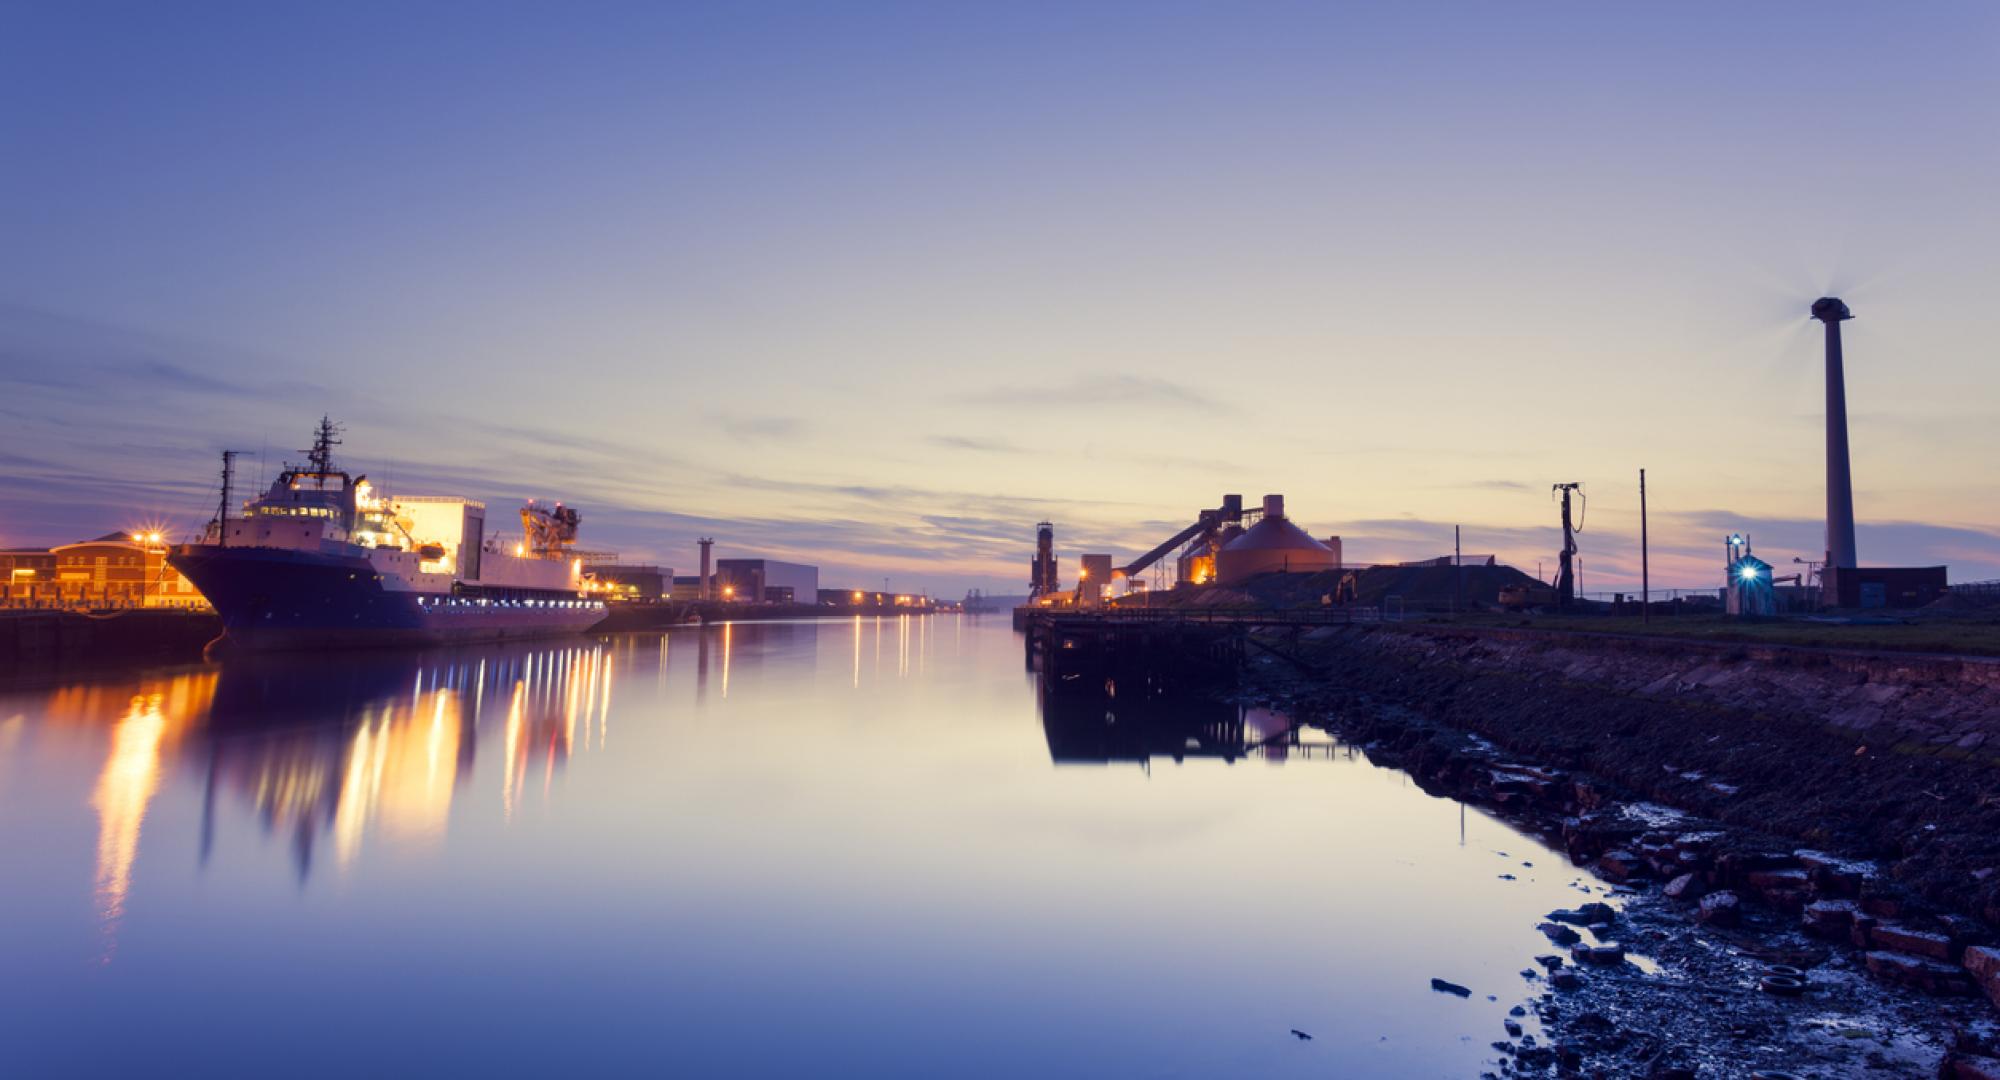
[0,617,1609,1078]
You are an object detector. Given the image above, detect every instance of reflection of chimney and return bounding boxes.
[698,538,714,601]
[1811,298,1858,574]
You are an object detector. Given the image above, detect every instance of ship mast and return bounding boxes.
[303,416,342,488]
[216,449,240,547]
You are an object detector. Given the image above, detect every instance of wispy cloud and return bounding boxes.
[711,414,808,441]
[927,434,1023,453]
[957,374,1228,412]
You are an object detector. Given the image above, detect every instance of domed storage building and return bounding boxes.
[1215,495,1339,585]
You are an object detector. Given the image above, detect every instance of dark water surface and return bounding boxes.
[1,617,1609,1078]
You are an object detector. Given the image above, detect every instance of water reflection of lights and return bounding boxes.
[68,673,217,961]
[329,688,465,868]
[198,643,618,877]
[91,693,167,961]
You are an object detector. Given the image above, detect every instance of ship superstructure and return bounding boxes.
[169,419,607,650]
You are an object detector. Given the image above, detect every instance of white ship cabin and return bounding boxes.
[218,468,582,594]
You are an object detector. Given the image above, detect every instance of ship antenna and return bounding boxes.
[303,416,343,489]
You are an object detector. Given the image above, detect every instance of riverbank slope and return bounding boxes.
[1260,623,2000,922]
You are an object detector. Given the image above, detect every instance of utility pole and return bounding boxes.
[1640,468,1649,626]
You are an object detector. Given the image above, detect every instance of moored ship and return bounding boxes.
[169,418,608,651]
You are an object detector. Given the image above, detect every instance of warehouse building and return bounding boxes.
[585,564,671,602]
[2,533,207,609]
[714,558,818,604]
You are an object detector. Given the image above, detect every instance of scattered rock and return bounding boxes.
[1964,945,2000,1010]
[1573,1011,1613,1032]
[1864,950,1975,995]
[1803,898,1859,940]
[1663,872,1705,901]
[1548,902,1616,926]
[1429,977,1473,998]
[1538,922,1581,945]
[1571,942,1627,966]
[1746,867,1811,892]
[1550,969,1584,991]
[1697,890,1741,927]
[1597,849,1645,881]
[1871,922,1955,962]
[1945,1053,2000,1080]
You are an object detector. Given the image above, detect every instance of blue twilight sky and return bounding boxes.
[4,2,1999,594]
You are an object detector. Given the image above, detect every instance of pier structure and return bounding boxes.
[1016,607,1385,699]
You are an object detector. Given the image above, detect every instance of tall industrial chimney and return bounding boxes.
[1811,298,1858,589]
[698,537,714,601]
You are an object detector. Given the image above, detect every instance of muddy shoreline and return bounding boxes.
[1246,624,2000,1078]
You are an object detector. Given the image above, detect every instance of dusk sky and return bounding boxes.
[5,2,1998,595]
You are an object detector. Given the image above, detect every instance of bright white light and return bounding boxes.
[1739,566,1760,582]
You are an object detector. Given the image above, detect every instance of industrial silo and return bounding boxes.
[1214,495,1339,585]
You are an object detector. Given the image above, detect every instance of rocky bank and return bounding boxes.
[1247,622,2000,1078]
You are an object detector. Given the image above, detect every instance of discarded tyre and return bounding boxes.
[1758,974,1806,996]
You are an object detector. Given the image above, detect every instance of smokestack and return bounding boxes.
[698,537,714,601]
[1262,494,1284,521]
[1811,298,1858,574]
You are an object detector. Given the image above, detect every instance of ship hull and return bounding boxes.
[169,544,606,652]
